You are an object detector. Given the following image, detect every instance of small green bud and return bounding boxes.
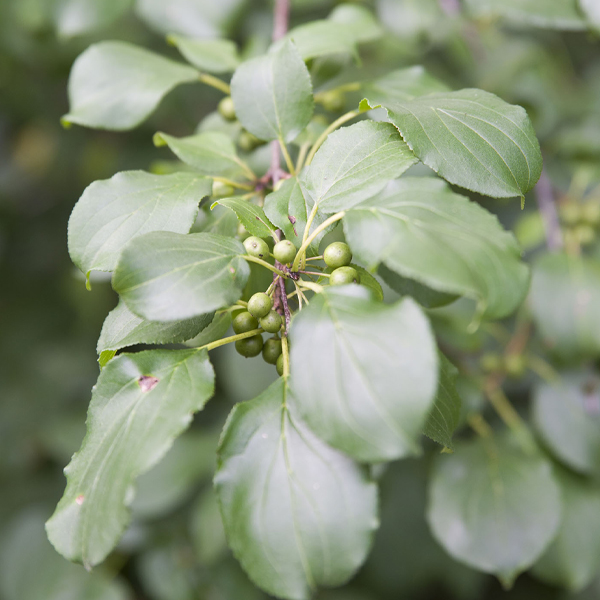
[218,96,236,121]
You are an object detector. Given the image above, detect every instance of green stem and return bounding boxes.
[292,211,345,271]
[198,72,231,94]
[212,176,253,191]
[296,141,310,173]
[200,328,262,352]
[282,335,290,377]
[314,82,361,102]
[279,138,296,175]
[244,255,287,277]
[298,280,324,294]
[305,110,360,167]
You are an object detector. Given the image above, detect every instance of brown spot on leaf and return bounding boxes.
[138,375,159,392]
[288,215,298,236]
[76,495,85,505]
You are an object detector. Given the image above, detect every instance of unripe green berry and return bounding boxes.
[582,202,600,226]
[212,180,234,198]
[504,354,527,378]
[235,334,263,358]
[262,337,282,364]
[248,292,272,318]
[273,240,296,264]
[330,266,360,286]
[218,96,236,121]
[276,353,284,376]
[323,242,352,269]
[238,130,261,152]
[320,90,345,112]
[232,311,258,334]
[480,353,502,373]
[243,236,270,259]
[260,310,282,334]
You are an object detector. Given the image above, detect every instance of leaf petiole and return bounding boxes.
[305,110,360,167]
[200,328,263,352]
[243,255,287,277]
[198,72,231,94]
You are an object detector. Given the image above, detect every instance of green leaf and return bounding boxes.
[328,4,383,42]
[350,264,383,302]
[378,263,458,309]
[532,467,600,592]
[192,203,238,237]
[343,178,530,320]
[62,41,199,130]
[289,286,438,462]
[230,40,314,142]
[303,121,417,213]
[212,197,275,238]
[167,35,240,73]
[45,348,215,568]
[529,253,600,360]
[532,370,600,476]
[185,311,233,348]
[215,378,378,600]
[190,487,227,566]
[132,429,220,519]
[54,0,133,37]
[464,0,586,30]
[423,354,462,450]
[68,171,211,276]
[263,176,329,250]
[97,299,214,358]
[113,232,250,322]
[427,434,561,585]
[580,0,600,31]
[274,21,360,61]
[153,131,251,178]
[362,66,450,106]
[361,89,543,199]
[2,510,129,600]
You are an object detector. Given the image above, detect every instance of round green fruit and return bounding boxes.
[273,240,296,264]
[480,353,502,373]
[218,96,236,121]
[238,130,261,152]
[235,334,263,358]
[262,337,282,364]
[330,266,360,286]
[244,236,270,259]
[260,310,282,334]
[320,90,345,112]
[212,180,234,198]
[504,354,527,378]
[323,242,352,269]
[248,292,272,318]
[232,311,258,334]
[276,353,285,376]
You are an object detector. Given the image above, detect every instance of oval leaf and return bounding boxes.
[362,89,542,199]
[343,177,530,320]
[113,231,250,322]
[153,131,252,179]
[167,35,241,73]
[532,370,600,476]
[529,252,600,360]
[68,171,211,276]
[212,197,275,238]
[97,299,214,360]
[427,434,561,585]
[54,0,133,38]
[302,120,417,213]
[532,467,600,592]
[289,286,438,462]
[230,40,314,142]
[63,41,199,130]
[215,378,378,600]
[45,348,215,568]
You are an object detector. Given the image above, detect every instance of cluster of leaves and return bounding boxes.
[6,0,595,599]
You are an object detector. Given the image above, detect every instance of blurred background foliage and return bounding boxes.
[2,0,600,598]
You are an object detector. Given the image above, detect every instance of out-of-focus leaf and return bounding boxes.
[63,42,199,130]
[328,3,383,42]
[427,434,561,586]
[54,0,133,37]
[529,253,600,360]
[46,349,215,568]
[190,487,227,566]
[215,378,378,600]
[2,510,129,600]
[532,467,600,592]
[580,0,600,31]
[168,35,241,73]
[532,370,600,476]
